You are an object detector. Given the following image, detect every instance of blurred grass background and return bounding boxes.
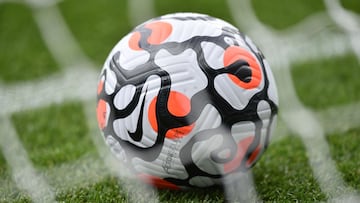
[0,0,359,202]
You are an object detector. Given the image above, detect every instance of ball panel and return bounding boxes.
[128,32,142,51]
[223,46,262,89]
[263,59,279,106]
[105,135,127,162]
[155,18,222,43]
[145,21,173,45]
[201,41,225,70]
[191,104,222,132]
[138,173,180,190]
[118,34,150,70]
[214,74,258,110]
[104,68,117,95]
[114,84,136,110]
[96,12,279,189]
[97,77,104,95]
[154,49,208,97]
[223,136,256,173]
[189,176,221,188]
[96,99,109,130]
[191,134,224,175]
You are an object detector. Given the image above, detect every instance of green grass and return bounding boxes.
[327,128,360,191]
[155,0,234,25]
[341,0,360,14]
[11,102,96,168]
[58,0,132,66]
[253,136,326,202]
[0,147,31,202]
[1,0,360,202]
[0,151,6,176]
[252,0,325,30]
[56,176,127,203]
[291,53,360,109]
[0,3,59,83]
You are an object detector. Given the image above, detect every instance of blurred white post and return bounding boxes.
[223,171,259,203]
[128,0,156,26]
[0,116,56,203]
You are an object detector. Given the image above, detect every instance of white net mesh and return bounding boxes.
[0,0,359,202]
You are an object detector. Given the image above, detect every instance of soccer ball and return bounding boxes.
[96,12,278,189]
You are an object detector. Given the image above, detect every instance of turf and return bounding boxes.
[253,136,326,202]
[11,102,96,168]
[252,0,325,30]
[0,0,360,202]
[291,53,360,109]
[341,0,360,14]
[0,151,6,176]
[56,176,127,203]
[0,3,59,83]
[327,127,360,191]
[155,0,234,25]
[58,0,132,66]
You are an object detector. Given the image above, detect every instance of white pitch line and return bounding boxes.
[317,102,360,134]
[0,0,358,201]
[274,101,360,142]
[276,67,359,200]
[0,66,98,116]
[83,100,128,178]
[284,31,351,66]
[84,99,160,203]
[0,116,56,203]
[324,0,360,61]
[26,1,93,69]
[223,171,259,202]
[227,0,360,201]
[127,0,156,26]
[0,30,351,117]
[0,176,19,201]
[42,154,110,192]
[87,1,160,202]
[0,154,109,202]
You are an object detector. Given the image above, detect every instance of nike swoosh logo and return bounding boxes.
[127,86,148,142]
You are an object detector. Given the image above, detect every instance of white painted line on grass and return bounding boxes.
[274,102,360,143]
[83,100,128,178]
[0,66,98,116]
[28,3,93,68]
[84,100,160,203]
[0,0,358,201]
[128,0,156,26]
[1,154,111,201]
[0,176,19,201]
[325,0,360,61]
[317,102,360,134]
[227,0,360,201]
[0,116,56,203]
[223,171,259,202]
[42,154,109,192]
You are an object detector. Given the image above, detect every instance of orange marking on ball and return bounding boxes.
[246,145,261,167]
[165,124,195,139]
[167,91,191,117]
[97,80,104,95]
[145,21,172,45]
[223,136,256,173]
[223,46,262,89]
[148,96,158,132]
[138,173,180,190]
[96,99,108,130]
[148,91,194,138]
[128,31,142,50]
